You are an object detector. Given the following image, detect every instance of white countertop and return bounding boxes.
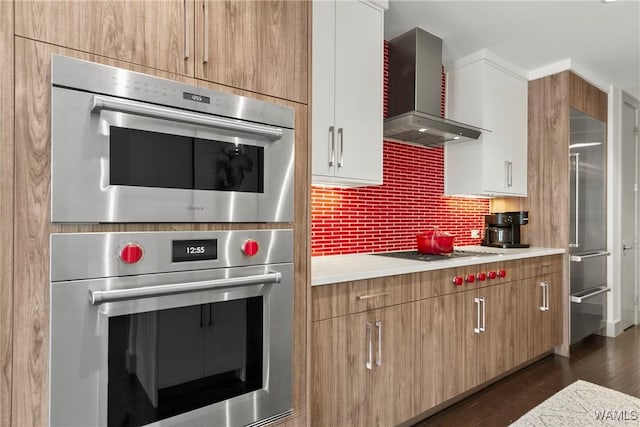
[311,246,566,286]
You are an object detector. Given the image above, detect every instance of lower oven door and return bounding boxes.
[50,264,293,427]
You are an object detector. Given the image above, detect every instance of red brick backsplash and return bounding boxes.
[311,142,489,256]
[310,41,490,256]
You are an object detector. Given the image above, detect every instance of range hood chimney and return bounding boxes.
[384,28,482,146]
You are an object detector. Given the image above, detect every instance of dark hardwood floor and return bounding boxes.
[414,326,640,426]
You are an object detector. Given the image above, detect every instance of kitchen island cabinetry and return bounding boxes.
[311,0,385,186]
[312,254,563,425]
[14,0,308,103]
[446,51,528,196]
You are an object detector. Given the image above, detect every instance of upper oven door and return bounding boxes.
[51,88,294,223]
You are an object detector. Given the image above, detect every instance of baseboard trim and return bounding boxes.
[605,320,623,337]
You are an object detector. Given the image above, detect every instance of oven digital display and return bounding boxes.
[172,239,218,262]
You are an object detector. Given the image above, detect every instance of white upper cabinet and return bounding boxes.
[445,51,528,196]
[312,0,385,186]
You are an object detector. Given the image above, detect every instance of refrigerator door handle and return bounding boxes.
[569,153,580,248]
[570,251,610,262]
[570,286,610,303]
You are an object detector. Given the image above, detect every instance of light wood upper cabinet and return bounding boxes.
[445,52,528,196]
[15,0,195,76]
[311,0,384,186]
[14,0,309,103]
[195,0,308,103]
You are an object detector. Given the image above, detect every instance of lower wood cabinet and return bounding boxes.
[517,272,563,362]
[311,256,563,426]
[311,303,418,427]
[419,281,519,412]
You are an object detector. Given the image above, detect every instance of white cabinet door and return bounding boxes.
[445,55,527,196]
[311,0,383,186]
[333,0,383,184]
[311,0,336,179]
[481,63,527,195]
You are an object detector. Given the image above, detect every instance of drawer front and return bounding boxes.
[521,255,563,279]
[312,274,420,321]
[419,259,520,299]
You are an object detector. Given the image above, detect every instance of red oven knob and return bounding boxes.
[242,239,259,257]
[476,272,487,281]
[498,269,507,278]
[119,243,143,264]
[452,276,464,286]
[465,274,475,284]
[488,271,497,280]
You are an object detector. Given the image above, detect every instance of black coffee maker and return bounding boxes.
[482,211,529,248]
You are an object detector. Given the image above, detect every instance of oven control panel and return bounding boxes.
[50,229,293,282]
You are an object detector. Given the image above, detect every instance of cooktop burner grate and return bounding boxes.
[375,250,494,262]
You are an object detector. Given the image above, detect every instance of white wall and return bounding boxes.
[606,87,622,336]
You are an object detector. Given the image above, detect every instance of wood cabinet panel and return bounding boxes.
[311,303,418,427]
[569,72,608,122]
[312,274,419,321]
[520,255,563,279]
[419,259,520,299]
[15,0,195,76]
[0,2,13,426]
[516,272,563,362]
[527,73,570,249]
[12,37,309,425]
[477,282,518,383]
[196,0,308,103]
[419,292,475,411]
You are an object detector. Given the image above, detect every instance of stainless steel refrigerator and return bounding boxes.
[569,107,610,344]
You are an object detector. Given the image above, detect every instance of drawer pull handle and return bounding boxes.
[356,291,391,300]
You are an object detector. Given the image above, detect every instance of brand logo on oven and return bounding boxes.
[188,206,205,211]
[182,91,211,104]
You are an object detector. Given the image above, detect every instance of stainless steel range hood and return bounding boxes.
[384,28,482,146]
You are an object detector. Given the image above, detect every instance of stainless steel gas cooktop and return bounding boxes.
[375,250,494,262]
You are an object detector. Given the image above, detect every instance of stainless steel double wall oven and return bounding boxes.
[49,56,295,427]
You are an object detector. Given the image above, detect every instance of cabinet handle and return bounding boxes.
[545,282,550,311]
[539,282,546,311]
[504,161,509,187]
[508,161,513,187]
[474,297,481,334]
[337,127,344,168]
[183,0,189,59]
[480,296,486,332]
[570,153,580,248]
[203,1,209,64]
[328,126,335,167]
[200,305,204,328]
[366,322,373,370]
[356,291,390,300]
[375,320,382,367]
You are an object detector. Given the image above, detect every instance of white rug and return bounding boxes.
[510,380,640,426]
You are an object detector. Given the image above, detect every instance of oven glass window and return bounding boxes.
[108,297,263,427]
[110,127,264,193]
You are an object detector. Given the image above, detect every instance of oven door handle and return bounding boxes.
[90,94,284,140]
[89,271,282,305]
